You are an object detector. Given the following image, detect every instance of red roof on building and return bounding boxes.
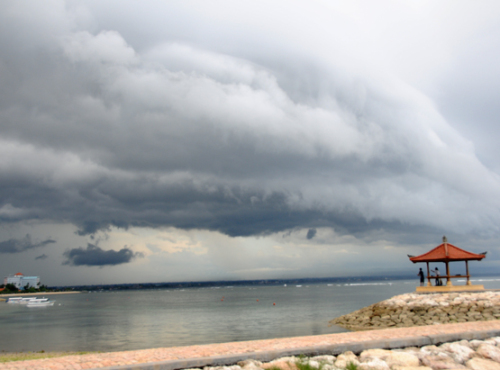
[409,242,486,263]
[14,272,23,276]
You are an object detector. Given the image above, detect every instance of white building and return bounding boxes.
[4,273,40,290]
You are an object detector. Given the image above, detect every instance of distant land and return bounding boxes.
[49,272,500,292]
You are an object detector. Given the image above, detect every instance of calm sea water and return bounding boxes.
[2,277,500,352]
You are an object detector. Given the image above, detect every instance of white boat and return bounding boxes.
[7,297,38,304]
[19,297,41,304]
[7,297,23,303]
[25,298,49,303]
[27,300,54,307]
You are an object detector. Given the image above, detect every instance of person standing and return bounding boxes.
[431,267,442,286]
[417,268,425,286]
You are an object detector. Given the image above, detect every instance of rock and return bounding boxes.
[358,358,390,370]
[331,292,500,330]
[469,340,484,350]
[321,366,336,370]
[392,367,432,370]
[335,351,359,368]
[360,349,419,367]
[476,343,500,362]
[439,342,475,363]
[238,360,263,369]
[309,356,336,365]
[419,345,441,356]
[490,337,500,346]
[306,360,320,369]
[420,354,466,369]
[360,349,392,362]
[384,352,420,368]
[262,361,296,370]
[466,357,500,370]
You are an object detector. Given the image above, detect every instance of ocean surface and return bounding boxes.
[2,277,500,353]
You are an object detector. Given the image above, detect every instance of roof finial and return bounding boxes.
[443,235,447,243]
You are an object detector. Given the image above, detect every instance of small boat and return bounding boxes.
[19,297,42,304]
[7,297,23,304]
[27,299,54,307]
[7,297,39,304]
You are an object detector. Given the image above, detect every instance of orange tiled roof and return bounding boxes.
[14,272,23,276]
[409,243,485,263]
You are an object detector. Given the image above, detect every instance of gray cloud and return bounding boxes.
[1,1,500,250]
[306,229,317,240]
[63,243,144,266]
[0,234,56,254]
[35,254,48,260]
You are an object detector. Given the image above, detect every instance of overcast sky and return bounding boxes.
[1,1,500,286]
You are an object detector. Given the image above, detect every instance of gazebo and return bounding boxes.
[408,236,486,292]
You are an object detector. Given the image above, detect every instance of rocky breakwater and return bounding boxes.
[330,292,500,331]
[198,337,500,370]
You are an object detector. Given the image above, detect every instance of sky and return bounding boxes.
[1,1,500,286]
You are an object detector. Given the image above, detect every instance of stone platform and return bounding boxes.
[416,285,484,293]
[1,321,500,370]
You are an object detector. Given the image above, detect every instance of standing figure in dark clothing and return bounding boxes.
[417,268,425,286]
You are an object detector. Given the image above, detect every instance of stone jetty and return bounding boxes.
[330,291,500,331]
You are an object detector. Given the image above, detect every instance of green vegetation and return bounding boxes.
[345,362,358,370]
[0,351,96,363]
[295,357,324,370]
[266,366,283,370]
[1,284,19,293]
[0,283,51,294]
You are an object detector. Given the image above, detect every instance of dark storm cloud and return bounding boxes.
[35,254,48,260]
[63,243,144,266]
[0,234,56,254]
[306,229,317,240]
[1,1,500,246]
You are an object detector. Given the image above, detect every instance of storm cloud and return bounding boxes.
[63,243,144,266]
[306,229,317,240]
[0,234,56,254]
[1,1,500,284]
[1,2,499,242]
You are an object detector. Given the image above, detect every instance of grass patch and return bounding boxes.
[0,351,96,363]
[295,356,325,370]
[345,362,358,370]
[295,361,321,370]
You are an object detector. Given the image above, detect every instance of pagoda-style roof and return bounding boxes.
[409,239,486,263]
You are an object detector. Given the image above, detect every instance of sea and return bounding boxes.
[2,277,500,353]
